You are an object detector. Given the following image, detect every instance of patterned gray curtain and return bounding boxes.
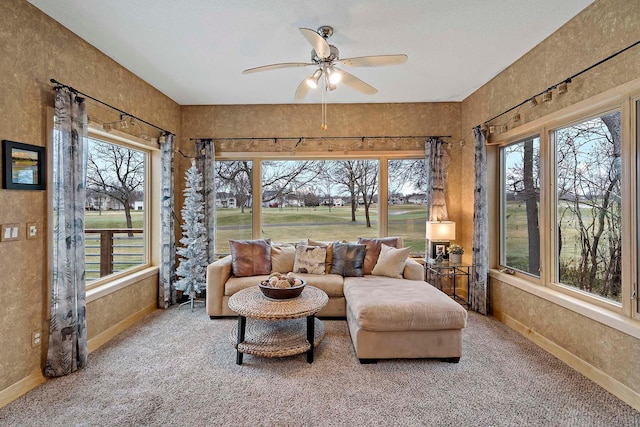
[471,127,489,314]
[46,87,88,377]
[425,137,450,221]
[195,139,216,263]
[159,133,176,308]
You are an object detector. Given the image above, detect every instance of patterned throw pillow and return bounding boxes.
[329,242,366,277]
[293,244,327,274]
[371,244,411,279]
[357,237,401,275]
[229,239,271,277]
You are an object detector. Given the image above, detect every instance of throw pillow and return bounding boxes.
[357,237,401,275]
[308,239,346,272]
[371,244,411,279]
[329,242,366,277]
[229,239,271,277]
[271,244,296,273]
[293,244,327,274]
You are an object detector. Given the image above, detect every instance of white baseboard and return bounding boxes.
[87,302,158,353]
[0,303,158,409]
[0,370,46,409]
[493,310,640,412]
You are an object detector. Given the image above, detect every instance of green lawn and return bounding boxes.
[215,204,427,255]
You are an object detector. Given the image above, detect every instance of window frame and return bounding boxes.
[214,150,425,254]
[83,125,155,291]
[491,81,640,330]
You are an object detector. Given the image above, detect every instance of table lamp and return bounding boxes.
[425,221,456,263]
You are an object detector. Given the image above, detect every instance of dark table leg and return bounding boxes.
[306,315,315,363]
[236,315,246,365]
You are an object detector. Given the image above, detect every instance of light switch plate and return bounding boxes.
[27,222,38,239]
[1,224,19,242]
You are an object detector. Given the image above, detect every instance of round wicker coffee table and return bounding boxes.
[228,285,328,365]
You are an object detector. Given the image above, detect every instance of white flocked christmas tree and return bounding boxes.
[176,159,208,310]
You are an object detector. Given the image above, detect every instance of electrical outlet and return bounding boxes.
[32,330,41,347]
[27,222,38,239]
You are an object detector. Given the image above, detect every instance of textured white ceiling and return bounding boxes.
[27,0,594,105]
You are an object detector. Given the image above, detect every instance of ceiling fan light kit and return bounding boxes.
[243,25,408,129]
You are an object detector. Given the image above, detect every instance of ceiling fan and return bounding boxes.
[242,25,408,102]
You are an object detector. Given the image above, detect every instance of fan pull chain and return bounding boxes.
[321,85,328,130]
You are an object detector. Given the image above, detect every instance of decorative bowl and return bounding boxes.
[258,279,306,299]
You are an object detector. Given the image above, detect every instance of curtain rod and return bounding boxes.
[477,39,640,128]
[189,135,451,142]
[50,78,174,136]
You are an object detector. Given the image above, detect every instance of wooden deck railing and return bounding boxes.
[85,229,144,281]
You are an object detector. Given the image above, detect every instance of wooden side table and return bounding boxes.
[228,286,328,365]
[425,262,472,307]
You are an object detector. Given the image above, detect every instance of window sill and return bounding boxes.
[86,266,158,303]
[489,268,640,340]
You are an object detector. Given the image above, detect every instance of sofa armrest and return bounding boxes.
[403,258,425,281]
[206,255,233,316]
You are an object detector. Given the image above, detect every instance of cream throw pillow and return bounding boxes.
[371,244,411,279]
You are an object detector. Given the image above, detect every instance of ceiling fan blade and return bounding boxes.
[335,68,378,95]
[294,74,313,102]
[339,54,408,67]
[242,62,313,74]
[299,28,331,59]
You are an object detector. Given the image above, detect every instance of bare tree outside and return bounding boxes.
[216,161,252,213]
[503,137,540,275]
[86,139,144,236]
[555,111,622,302]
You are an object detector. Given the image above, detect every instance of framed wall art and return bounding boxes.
[2,140,46,190]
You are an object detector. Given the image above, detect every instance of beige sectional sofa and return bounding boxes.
[206,239,468,363]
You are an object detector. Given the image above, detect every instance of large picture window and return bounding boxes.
[259,159,379,244]
[85,137,148,283]
[553,111,622,303]
[500,136,540,276]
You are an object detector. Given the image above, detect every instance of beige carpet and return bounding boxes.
[1,307,639,426]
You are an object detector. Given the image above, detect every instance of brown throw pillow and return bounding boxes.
[330,242,366,277]
[229,239,271,277]
[357,237,401,275]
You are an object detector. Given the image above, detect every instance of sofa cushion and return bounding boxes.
[229,239,271,277]
[371,244,411,279]
[296,273,345,297]
[330,242,366,277]
[271,244,296,273]
[225,274,271,296]
[357,237,401,275]
[293,244,327,274]
[343,276,467,331]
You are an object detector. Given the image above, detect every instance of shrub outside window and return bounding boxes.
[554,111,622,303]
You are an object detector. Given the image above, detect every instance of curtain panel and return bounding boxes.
[425,137,450,221]
[195,139,217,264]
[46,87,89,377]
[159,133,176,308]
[471,127,489,314]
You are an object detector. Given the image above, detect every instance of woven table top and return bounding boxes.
[228,285,328,320]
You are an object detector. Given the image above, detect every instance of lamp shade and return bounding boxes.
[426,221,455,240]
